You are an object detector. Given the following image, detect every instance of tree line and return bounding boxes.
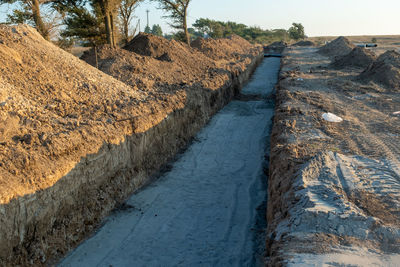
[0,0,305,48]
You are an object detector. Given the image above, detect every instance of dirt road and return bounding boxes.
[59,58,281,267]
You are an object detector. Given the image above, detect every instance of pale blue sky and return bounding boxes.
[1,0,399,36]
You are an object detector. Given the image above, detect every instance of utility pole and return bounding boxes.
[146,9,150,29]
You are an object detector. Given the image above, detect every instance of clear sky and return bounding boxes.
[1,0,399,37]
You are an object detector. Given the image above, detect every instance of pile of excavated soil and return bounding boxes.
[264,41,287,54]
[0,26,262,266]
[82,34,260,91]
[0,25,152,198]
[293,40,315,46]
[359,50,400,90]
[318,36,355,57]
[190,35,257,61]
[330,47,376,68]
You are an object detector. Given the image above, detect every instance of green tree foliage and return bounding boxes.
[193,18,291,44]
[152,0,191,45]
[54,0,122,47]
[288,22,305,40]
[371,37,377,43]
[151,24,163,36]
[59,1,106,46]
[144,25,151,33]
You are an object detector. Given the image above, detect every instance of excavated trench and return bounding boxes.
[60,58,281,266]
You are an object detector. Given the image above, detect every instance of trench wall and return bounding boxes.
[0,53,263,266]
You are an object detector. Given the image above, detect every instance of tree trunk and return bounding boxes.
[31,0,49,40]
[110,12,117,47]
[104,12,115,48]
[183,7,190,46]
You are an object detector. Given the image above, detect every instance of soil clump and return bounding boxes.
[318,36,355,57]
[331,47,376,68]
[359,50,400,90]
[293,40,315,46]
[190,35,254,61]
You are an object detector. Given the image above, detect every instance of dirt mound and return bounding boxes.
[359,50,400,90]
[81,34,260,91]
[293,40,315,46]
[191,35,256,61]
[330,47,376,68]
[0,25,150,194]
[264,41,287,54]
[318,36,355,57]
[124,33,181,61]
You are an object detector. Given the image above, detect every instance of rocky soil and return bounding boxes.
[0,25,262,266]
[267,38,400,266]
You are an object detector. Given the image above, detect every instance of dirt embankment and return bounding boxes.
[267,44,400,265]
[0,26,262,266]
[331,46,376,69]
[318,36,355,57]
[359,50,400,90]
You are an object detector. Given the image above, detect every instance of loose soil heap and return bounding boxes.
[318,36,355,57]
[264,41,287,54]
[359,50,400,90]
[190,35,254,61]
[330,47,376,69]
[0,26,262,266]
[267,45,400,266]
[292,40,315,46]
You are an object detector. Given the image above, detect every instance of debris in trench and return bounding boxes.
[322,112,343,122]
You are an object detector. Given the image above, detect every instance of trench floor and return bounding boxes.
[60,58,281,267]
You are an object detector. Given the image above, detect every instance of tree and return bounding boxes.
[151,24,162,36]
[1,0,50,39]
[93,0,120,48]
[144,25,151,33]
[119,0,142,44]
[54,0,120,47]
[371,37,377,43]
[60,2,106,46]
[288,22,305,41]
[153,0,191,45]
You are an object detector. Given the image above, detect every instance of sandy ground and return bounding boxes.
[59,58,280,267]
[267,45,400,266]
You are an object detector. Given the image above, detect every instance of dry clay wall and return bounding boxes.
[0,26,263,266]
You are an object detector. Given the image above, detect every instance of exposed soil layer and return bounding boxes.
[293,40,315,46]
[359,50,400,90]
[0,26,262,266]
[318,36,355,57]
[267,46,400,266]
[331,47,376,68]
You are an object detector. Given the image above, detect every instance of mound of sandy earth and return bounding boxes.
[359,50,400,90]
[81,33,260,91]
[331,47,376,68]
[292,40,315,46]
[318,36,355,57]
[0,26,262,266]
[190,35,256,61]
[0,25,153,200]
[264,41,287,54]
